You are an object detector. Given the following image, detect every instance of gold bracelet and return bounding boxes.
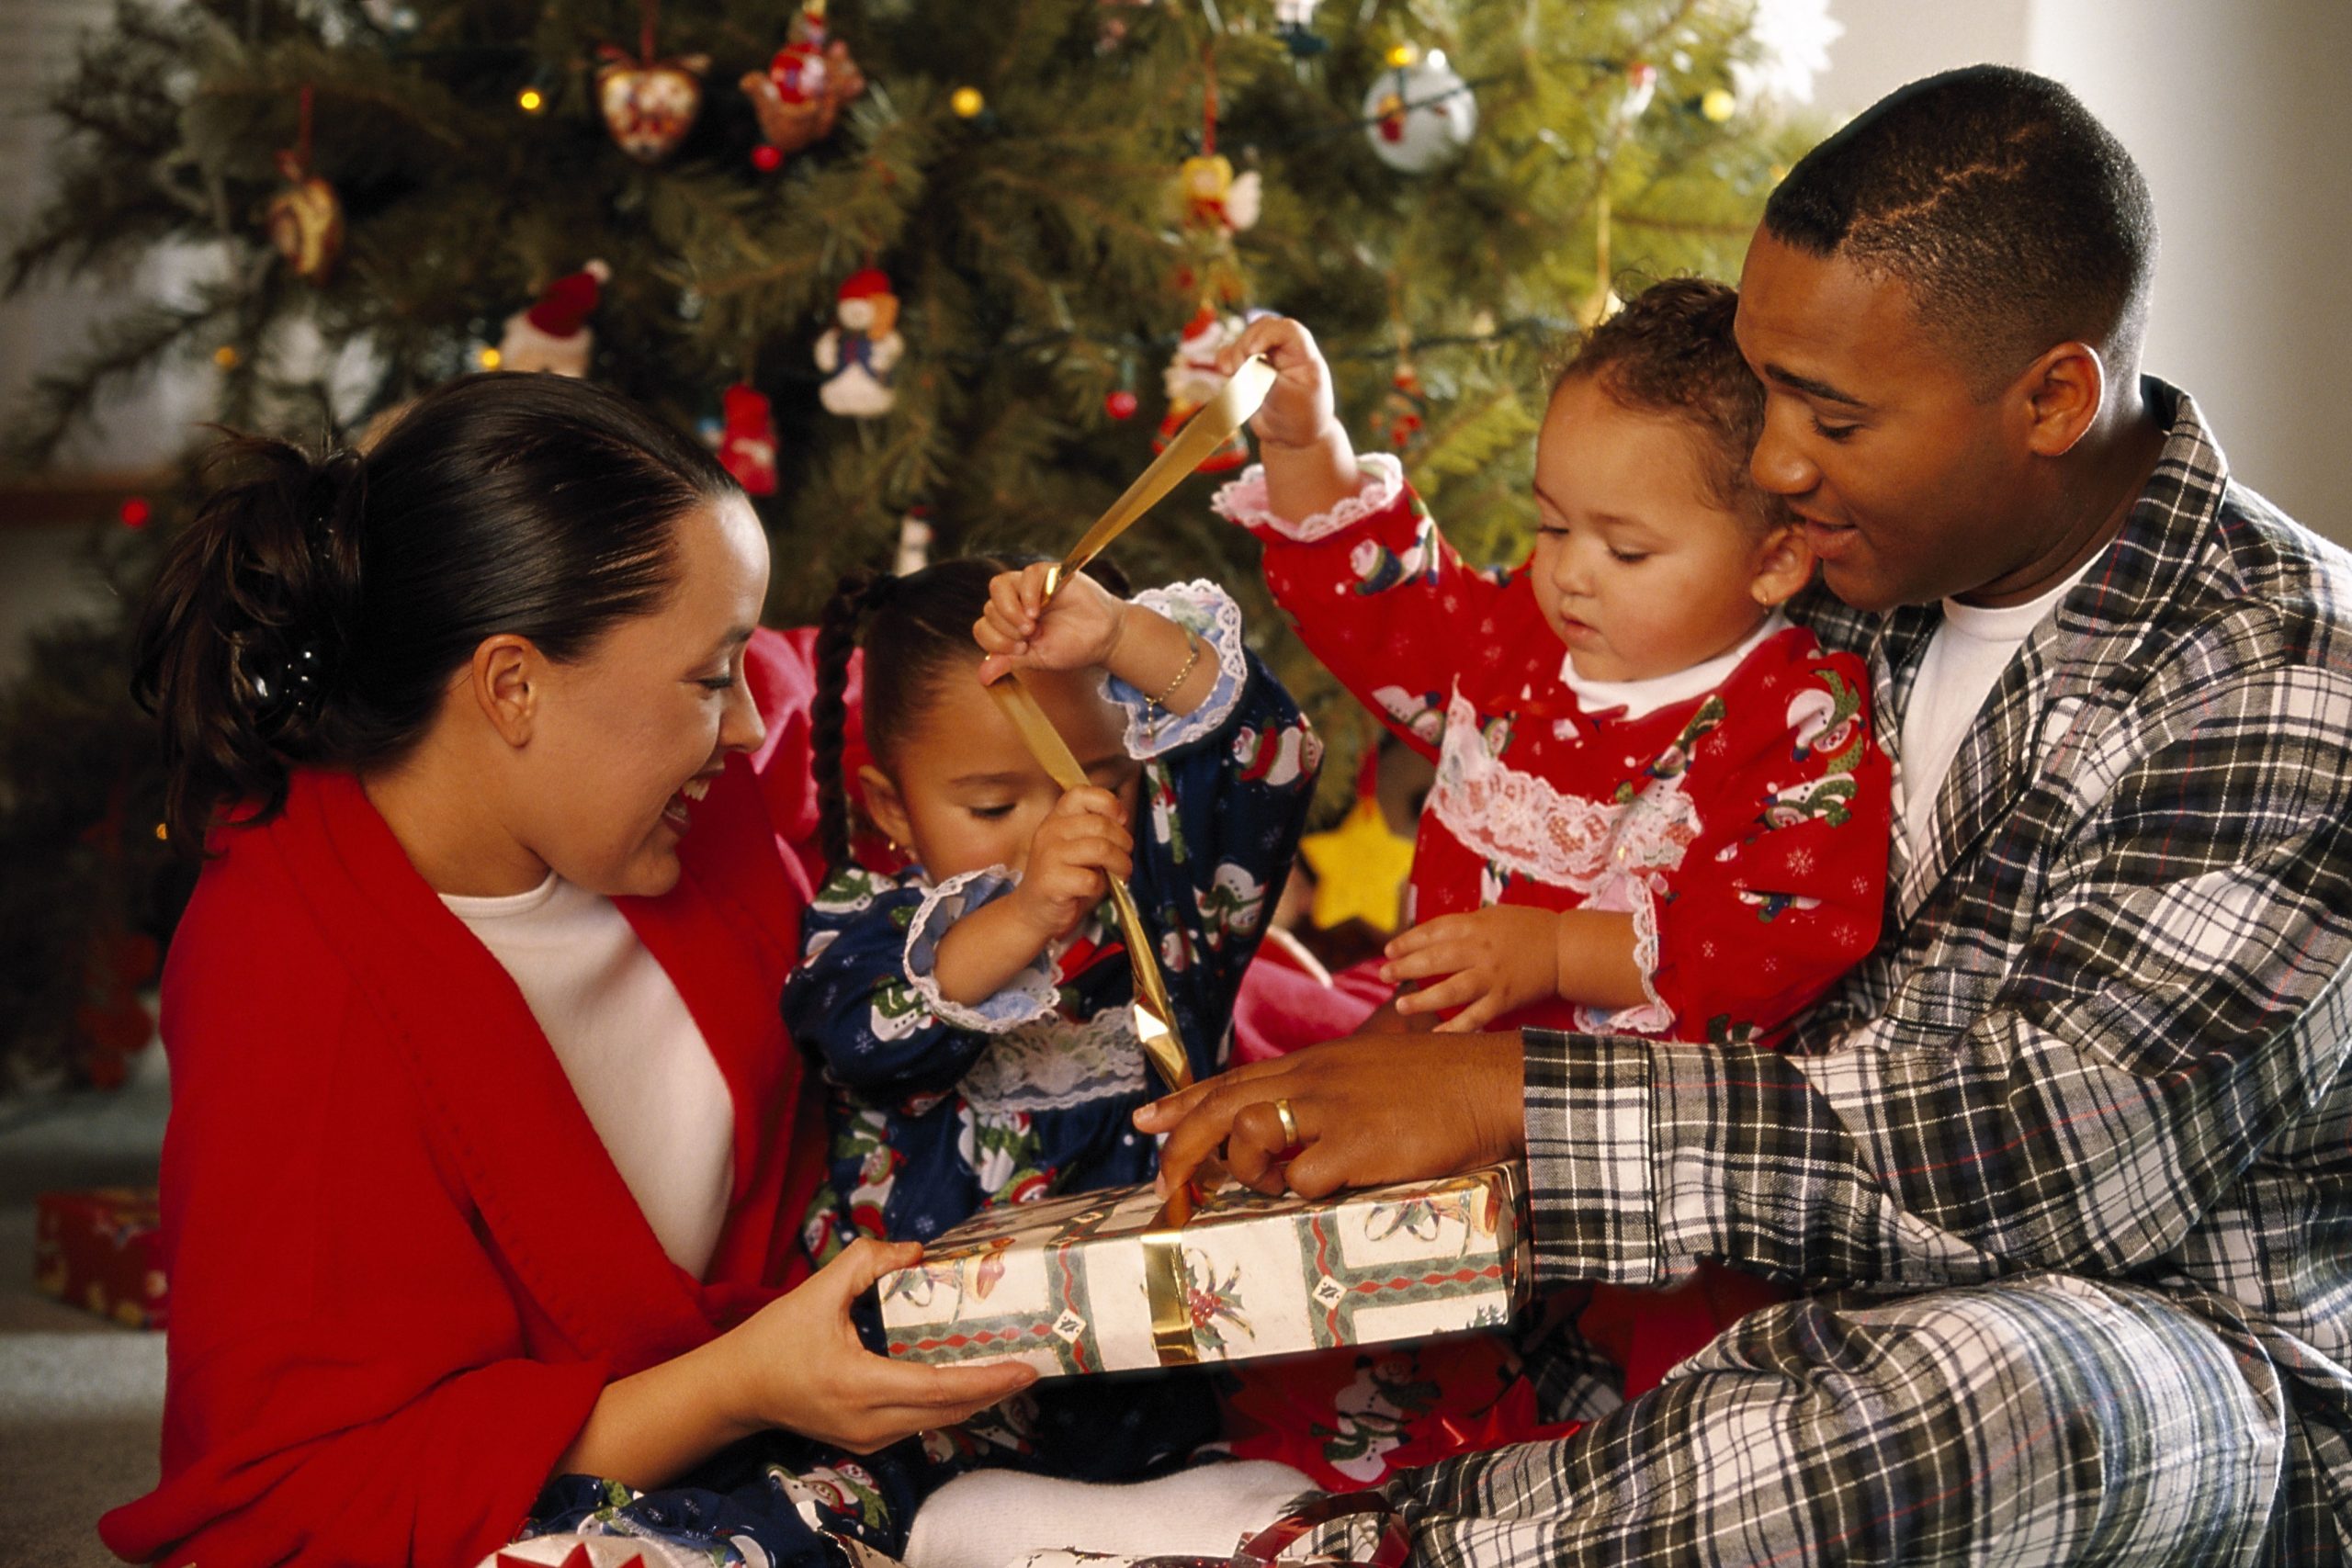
[1147,627,1203,716]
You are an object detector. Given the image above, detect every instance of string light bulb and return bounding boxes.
[476,345,503,370]
[1385,42,1419,68]
[212,344,241,369]
[950,85,984,118]
[517,85,546,114]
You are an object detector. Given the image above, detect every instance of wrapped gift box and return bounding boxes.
[880,1163,1525,1377]
[33,1187,167,1330]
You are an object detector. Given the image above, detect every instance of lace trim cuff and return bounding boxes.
[1103,581,1249,758]
[902,867,1061,1033]
[1574,881,1677,1036]
[1208,451,1408,543]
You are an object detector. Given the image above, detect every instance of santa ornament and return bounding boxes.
[741,1,867,165]
[718,383,778,494]
[497,262,609,378]
[1157,309,1253,472]
[265,86,342,285]
[595,2,708,164]
[814,269,903,418]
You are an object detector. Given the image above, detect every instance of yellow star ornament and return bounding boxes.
[1299,796,1418,934]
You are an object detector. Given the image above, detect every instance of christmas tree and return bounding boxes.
[2,0,1832,1089]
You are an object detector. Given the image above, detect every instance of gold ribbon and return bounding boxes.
[987,352,1277,1100]
[992,355,1276,1367]
[1040,355,1278,601]
[986,677,1190,1095]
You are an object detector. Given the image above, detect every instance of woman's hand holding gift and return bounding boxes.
[723,1239,1038,1452]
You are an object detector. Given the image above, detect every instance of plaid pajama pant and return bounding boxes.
[1396,1274,2285,1567]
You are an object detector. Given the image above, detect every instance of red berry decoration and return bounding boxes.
[118,496,153,529]
[751,143,783,172]
[1105,389,1139,420]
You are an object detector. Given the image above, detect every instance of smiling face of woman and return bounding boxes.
[508,494,773,897]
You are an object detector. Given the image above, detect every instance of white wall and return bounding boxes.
[1815,0,2352,539]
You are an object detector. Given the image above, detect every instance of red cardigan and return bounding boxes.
[102,627,834,1568]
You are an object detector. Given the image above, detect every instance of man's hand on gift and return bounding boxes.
[1133,1032,1525,1201]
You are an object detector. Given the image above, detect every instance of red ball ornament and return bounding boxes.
[751,143,784,172]
[118,496,152,529]
[1105,389,1139,421]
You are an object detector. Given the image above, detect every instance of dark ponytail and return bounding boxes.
[809,553,1133,873]
[133,372,736,849]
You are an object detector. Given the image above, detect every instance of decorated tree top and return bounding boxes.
[11,0,1826,604]
[0,0,1832,1090]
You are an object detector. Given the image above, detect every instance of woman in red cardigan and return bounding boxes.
[98,373,1035,1568]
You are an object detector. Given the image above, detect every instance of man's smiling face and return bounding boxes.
[1735,230,2039,614]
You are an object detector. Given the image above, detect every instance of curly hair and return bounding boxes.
[1554,276,1776,531]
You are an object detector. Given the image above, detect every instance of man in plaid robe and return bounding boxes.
[1145,66,2351,1566]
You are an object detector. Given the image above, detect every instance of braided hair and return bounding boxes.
[811,554,1131,870]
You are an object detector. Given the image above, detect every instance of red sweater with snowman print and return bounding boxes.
[1214,452,1892,1048]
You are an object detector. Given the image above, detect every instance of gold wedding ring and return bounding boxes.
[1272,1097,1303,1150]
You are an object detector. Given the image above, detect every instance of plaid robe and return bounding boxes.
[1384,381,2352,1566]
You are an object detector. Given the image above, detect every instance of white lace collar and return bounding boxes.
[1557,611,1791,723]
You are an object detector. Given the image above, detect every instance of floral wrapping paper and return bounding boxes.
[34,1186,167,1329]
[879,1164,1526,1376]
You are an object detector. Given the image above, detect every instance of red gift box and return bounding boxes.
[33,1187,167,1330]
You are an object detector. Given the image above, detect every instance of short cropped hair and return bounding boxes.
[1555,276,1778,532]
[1763,64,2157,390]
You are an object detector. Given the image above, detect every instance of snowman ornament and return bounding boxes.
[814,269,903,418]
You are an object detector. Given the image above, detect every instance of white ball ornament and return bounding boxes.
[1362,50,1477,174]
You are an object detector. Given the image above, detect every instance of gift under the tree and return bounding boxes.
[33,1187,167,1329]
[879,1164,1525,1377]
